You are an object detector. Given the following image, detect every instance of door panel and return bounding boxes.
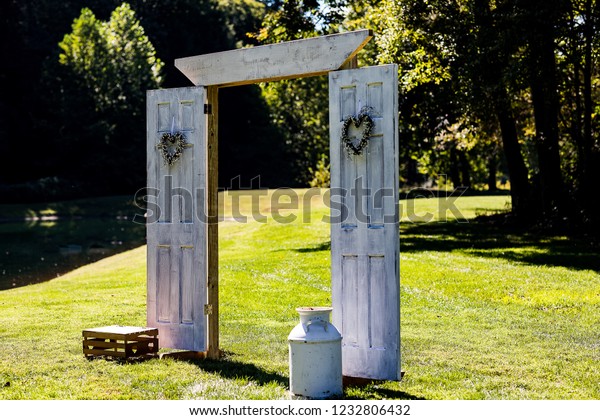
[146,87,207,351]
[329,64,400,380]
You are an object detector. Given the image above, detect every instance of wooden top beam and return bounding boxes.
[175,29,373,87]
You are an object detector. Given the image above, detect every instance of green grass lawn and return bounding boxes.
[0,191,598,399]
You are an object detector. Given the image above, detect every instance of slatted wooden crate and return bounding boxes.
[83,326,158,360]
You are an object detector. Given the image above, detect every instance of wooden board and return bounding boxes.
[82,326,158,341]
[329,64,400,381]
[206,86,220,359]
[175,30,373,87]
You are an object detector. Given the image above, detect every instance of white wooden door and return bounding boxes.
[146,87,207,351]
[329,64,400,380]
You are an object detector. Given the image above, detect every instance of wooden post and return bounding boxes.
[340,55,358,70]
[206,85,220,359]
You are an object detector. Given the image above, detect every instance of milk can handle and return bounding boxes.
[306,319,328,332]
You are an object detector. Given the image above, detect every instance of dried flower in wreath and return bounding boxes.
[341,107,375,156]
[157,132,190,166]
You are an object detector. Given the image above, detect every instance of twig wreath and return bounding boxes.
[341,107,375,156]
[157,132,190,166]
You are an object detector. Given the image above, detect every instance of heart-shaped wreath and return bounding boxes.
[157,132,188,166]
[341,108,375,156]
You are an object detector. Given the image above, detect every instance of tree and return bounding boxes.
[0,0,132,194]
[1,0,296,200]
[347,0,507,192]
[557,0,600,228]
[254,0,348,184]
[46,3,163,193]
[468,0,532,217]
[217,0,268,47]
[346,0,600,230]
[58,4,164,116]
[213,0,297,188]
[516,0,568,220]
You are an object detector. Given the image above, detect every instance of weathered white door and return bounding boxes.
[329,64,400,380]
[146,87,207,351]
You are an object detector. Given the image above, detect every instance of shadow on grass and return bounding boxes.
[188,353,424,400]
[190,356,289,388]
[293,219,599,272]
[295,241,331,253]
[343,385,426,400]
[401,220,600,272]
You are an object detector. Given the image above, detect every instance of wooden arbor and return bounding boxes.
[146,29,400,380]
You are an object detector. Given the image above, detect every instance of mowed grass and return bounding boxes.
[0,190,599,399]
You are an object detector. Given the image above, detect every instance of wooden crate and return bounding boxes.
[83,326,158,360]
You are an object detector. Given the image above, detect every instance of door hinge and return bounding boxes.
[204,104,212,115]
[204,304,213,315]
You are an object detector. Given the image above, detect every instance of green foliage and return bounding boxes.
[346,0,473,189]
[308,154,330,188]
[261,76,330,184]
[217,0,267,47]
[345,0,600,229]
[218,85,295,187]
[415,118,502,189]
[1,0,287,196]
[378,1,454,89]
[58,3,163,115]
[58,8,103,81]
[254,0,347,42]
[40,3,164,193]
[254,0,347,184]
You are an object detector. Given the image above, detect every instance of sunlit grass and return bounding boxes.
[0,191,598,399]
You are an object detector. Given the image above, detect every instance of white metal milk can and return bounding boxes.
[288,307,342,398]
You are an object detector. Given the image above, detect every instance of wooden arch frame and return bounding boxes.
[173,30,373,359]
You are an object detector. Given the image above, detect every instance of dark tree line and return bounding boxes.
[0,0,294,202]
[2,0,599,233]
[342,0,600,231]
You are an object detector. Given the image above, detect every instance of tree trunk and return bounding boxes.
[577,0,598,230]
[487,155,497,191]
[582,0,593,160]
[527,5,565,219]
[449,147,461,188]
[496,102,531,219]
[473,0,532,218]
[406,158,420,186]
[458,149,472,188]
